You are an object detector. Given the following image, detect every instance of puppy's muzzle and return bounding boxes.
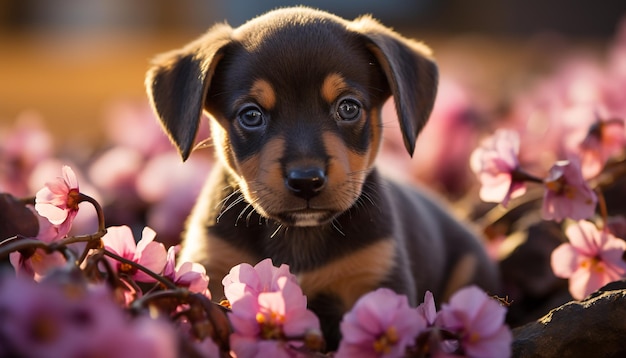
[285,167,328,200]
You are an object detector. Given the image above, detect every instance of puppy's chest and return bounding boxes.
[219,219,381,271]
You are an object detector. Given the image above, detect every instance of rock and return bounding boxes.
[500,220,571,327]
[512,280,626,357]
[0,193,38,242]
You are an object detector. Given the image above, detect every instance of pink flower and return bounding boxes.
[164,246,211,298]
[551,220,626,300]
[578,118,625,178]
[102,226,167,282]
[435,286,512,358]
[9,206,67,281]
[0,276,178,358]
[542,158,597,222]
[470,129,527,207]
[137,152,212,247]
[416,290,437,326]
[336,288,427,358]
[0,112,54,196]
[223,258,297,305]
[34,165,80,238]
[9,247,66,283]
[229,276,321,358]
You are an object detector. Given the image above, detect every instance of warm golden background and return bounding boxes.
[1,0,624,144]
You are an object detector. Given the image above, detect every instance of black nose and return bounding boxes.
[285,167,327,200]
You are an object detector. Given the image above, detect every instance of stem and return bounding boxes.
[596,188,608,230]
[511,167,544,184]
[57,245,78,264]
[130,289,190,312]
[589,156,626,190]
[475,186,545,228]
[190,293,232,351]
[102,249,178,290]
[78,193,106,234]
[76,238,102,265]
[19,196,35,206]
[0,236,48,256]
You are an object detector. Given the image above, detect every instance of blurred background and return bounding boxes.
[2,0,626,328]
[1,0,624,143]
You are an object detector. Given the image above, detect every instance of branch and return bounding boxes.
[102,249,178,290]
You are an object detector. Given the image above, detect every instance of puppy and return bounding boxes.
[145,6,499,349]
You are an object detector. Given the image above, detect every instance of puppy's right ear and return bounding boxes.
[145,24,233,161]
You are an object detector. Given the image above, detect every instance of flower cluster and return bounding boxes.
[471,123,626,299]
[1,166,224,357]
[223,259,323,357]
[551,220,626,299]
[470,129,601,222]
[336,286,512,358]
[0,165,512,357]
[0,277,178,358]
[4,18,626,358]
[0,101,213,248]
[469,23,626,300]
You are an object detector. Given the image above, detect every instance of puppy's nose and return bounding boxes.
[285,167,327,200]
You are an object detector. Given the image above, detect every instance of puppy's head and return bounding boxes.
[146,7,438,227]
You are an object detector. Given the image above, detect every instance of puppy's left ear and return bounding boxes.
[145,24,233,161]
[349,16,438,157]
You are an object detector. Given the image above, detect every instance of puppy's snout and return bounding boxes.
[285,167,327,200]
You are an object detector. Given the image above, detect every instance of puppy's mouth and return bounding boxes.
[276,209,337,227]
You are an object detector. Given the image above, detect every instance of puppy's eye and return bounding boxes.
[238,106,265,128]
[336,99,361,121]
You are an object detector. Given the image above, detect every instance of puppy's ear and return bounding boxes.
[349,16,438,157]
[145,24,233,161]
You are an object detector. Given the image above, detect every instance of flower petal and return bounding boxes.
[135,226,157,255]
[34,203,68,225]
[568,268,594,300]
[61,165,79,189]
[102,225,137,259]
[550,243,582,278]
[134,242,167,281]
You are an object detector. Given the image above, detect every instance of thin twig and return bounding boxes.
[102,249,178,290]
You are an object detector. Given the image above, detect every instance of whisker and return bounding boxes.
[217,194,245,223]
[331,220,345,236]
[246,205,258,226]
[235,202,254,226]
[270,224,284,238]
[215,187,240,211]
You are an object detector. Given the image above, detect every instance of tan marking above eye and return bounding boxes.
[321,72,348,104]
[249,79,276,110]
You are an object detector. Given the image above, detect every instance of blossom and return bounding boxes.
[9,206,67,281]
[336,288,427,358]
[9,247,66,283]
[163,246,211,297]
[470,129,527,207]
[416,290,437,326]
[578,118,625,178]
[0,112,54,196]
[102,226,167,282]
[137,152,212,247]
[550,220,626,300]
[0,276,178,358]
[223,258,297,305]
[228,276,321,358]
[435,286,512,358]
[34,165,80,238]
[542,158,597,222]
